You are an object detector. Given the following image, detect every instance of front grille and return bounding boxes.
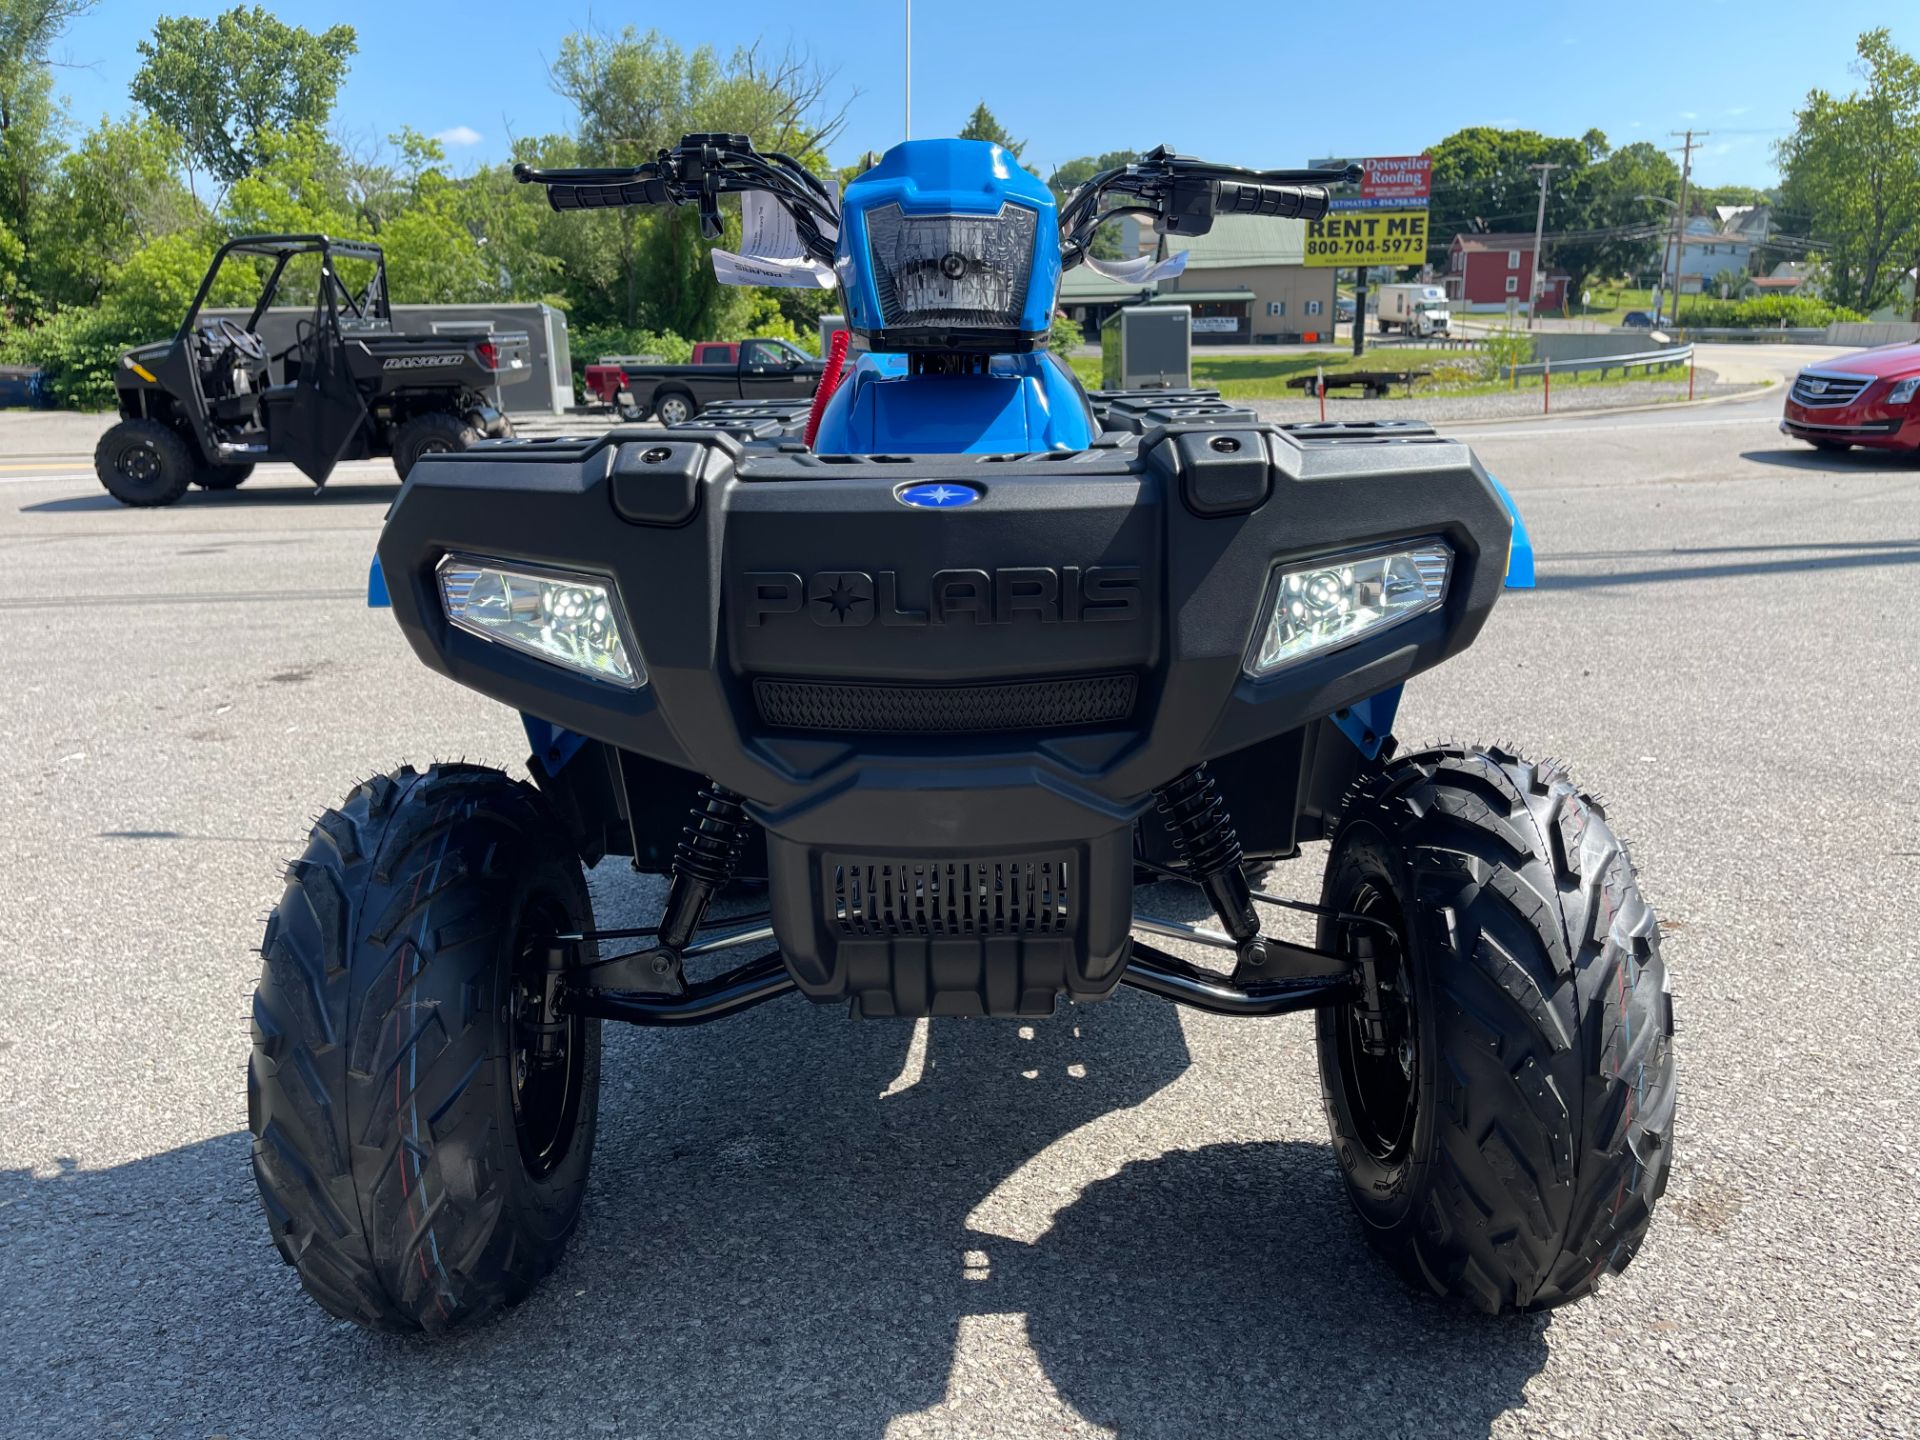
[754,674,1136,733]
[828,853,1073,937]
[1791,372,1872,407]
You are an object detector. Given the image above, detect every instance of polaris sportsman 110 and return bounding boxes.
[249,136,1675,1332]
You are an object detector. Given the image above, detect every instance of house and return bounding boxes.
[1443,233,1569,313]
[1118,213,1336,344]
[1666,216,1754,295]
[1714,205,1774,245]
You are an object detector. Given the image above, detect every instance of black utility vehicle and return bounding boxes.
[96,234,528,506]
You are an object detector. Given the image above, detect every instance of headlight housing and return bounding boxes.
[1245,541,1453,678]
[438,555,643,688]
[865,202,1038,331]
[1887,376,1920,406]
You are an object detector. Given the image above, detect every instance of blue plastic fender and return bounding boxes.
[1485,470,1535,589]
[367,553,390,607]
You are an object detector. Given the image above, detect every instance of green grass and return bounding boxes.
[1069,346,1688,401]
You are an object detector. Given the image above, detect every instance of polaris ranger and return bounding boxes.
[250,137,1675,1334]
[96,235,528,506]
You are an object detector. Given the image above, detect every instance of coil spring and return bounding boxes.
[1154,764,1244,879]
[674,782,751,886]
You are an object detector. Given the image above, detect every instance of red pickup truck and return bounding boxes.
[584,339,824,424]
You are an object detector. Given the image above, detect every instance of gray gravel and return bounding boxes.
[1,345,1916,1438]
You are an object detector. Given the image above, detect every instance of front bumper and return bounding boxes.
[378,417,1513,1011]
[1782,395,1920,450]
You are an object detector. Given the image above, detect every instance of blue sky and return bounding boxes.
[50,1,1915,192]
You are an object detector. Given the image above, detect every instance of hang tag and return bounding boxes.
[1083,250,1190,284]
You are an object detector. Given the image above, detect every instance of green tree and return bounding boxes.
[36,114,199,307]
[1777,28,1920,313]
[957,102,1024,160]
[1423,126,1600,273]
[547,27,848,333]
[0,2,96,316]
[131,7,357,189]
[1555,140,1680,296]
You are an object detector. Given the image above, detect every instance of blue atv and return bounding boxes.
[249,136,1674,1332]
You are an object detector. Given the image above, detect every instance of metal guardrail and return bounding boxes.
[1499,345,1692,380]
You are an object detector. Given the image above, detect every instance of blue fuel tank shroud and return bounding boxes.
[810,350,1095,454]
[835,138,1062,340]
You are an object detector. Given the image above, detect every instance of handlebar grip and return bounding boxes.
[544,176,672,212]
[1213,180,1332,222]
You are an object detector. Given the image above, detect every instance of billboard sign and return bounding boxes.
[1303,210,1430,268]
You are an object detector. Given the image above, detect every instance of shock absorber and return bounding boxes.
[655,781,753,954]
[1154,764,1267,967]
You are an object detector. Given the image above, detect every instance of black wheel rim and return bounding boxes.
[509,900,586,1179]
[1332,881,1419,1165]
[419,438,453,455]
[117,444,161,482]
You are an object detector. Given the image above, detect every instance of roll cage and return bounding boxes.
[176,234,390,343]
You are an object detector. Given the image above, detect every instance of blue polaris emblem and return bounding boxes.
[896,482,981,509]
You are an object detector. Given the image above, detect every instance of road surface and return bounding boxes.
[1,351,1915,1438]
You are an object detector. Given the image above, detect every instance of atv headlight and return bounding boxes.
[438,555,643,688]
[1246,542,1452,678]
[865,203,1037,330]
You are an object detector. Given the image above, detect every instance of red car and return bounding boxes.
[1781,343,1920,453]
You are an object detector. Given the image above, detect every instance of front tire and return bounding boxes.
[249,764,600,1332]
[1315,747,1674,1313]
[391,411,481,479]
[95,418,196,507]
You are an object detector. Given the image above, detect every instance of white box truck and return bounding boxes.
[1377,284,1451,338]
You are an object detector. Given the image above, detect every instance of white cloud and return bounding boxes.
[1727,105,1751,116]
[433,125,483,147]
[1679,111,1697,120]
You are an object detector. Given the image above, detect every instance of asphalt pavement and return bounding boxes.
[1,347,1916,1438]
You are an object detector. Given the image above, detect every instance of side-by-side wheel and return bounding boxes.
[392,412,482,479]
[194,460,255,490]
[95,418,197,507]
[1315,746,1675,1313]
[249,763,600,1332]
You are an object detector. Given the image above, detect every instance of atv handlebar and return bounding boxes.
[515,137,1358,274]
[514,134,840,263]
[1211,180,1332,222]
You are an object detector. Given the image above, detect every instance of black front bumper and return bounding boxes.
[378,416,1512,1013]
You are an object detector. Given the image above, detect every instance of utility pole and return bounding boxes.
[1526,162,1560,330]
[903,0,911,141]
[1664,130,1706,326]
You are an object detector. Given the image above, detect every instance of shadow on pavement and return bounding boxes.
[1739,446,1920,473]
[0,985,1545,1437]
[20,481,403,514]
[1540,537,1920,591]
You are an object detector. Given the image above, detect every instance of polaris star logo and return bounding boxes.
[382,353,466,370]
[896,482,980,509]
[739,566,1142,627]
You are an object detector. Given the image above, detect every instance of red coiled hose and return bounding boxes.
[802,328,852,450]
